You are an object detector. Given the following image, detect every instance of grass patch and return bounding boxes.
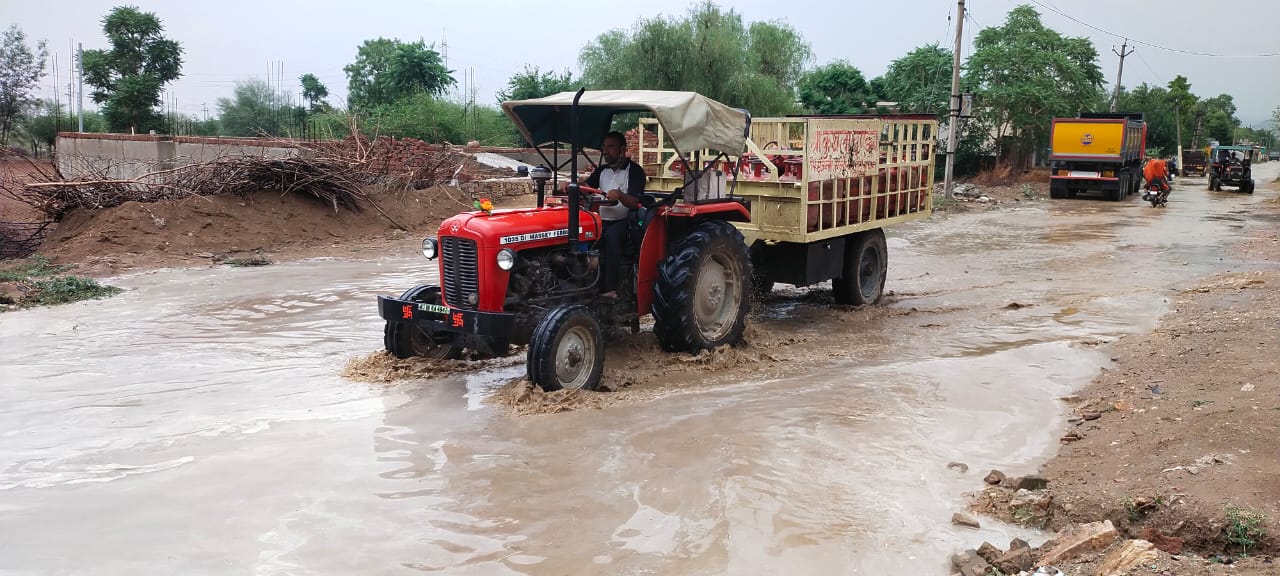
[1224,504,1268,556]
[0,255,122,309]
[223,255,272,267]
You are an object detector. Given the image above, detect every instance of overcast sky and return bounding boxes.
[8,0,1279,128]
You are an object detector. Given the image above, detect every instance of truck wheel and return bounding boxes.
[384,286,462,360]
[1049,186,1066,199]
[653,220,752,353]
[527,305,604,392]
[833,229,888,306]
[1103,186,1121,202]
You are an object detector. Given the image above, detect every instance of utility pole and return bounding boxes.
[943,0,965,199]
[77,42,84,132]
[1110,40,1133,112]
[1174,101,1183,175]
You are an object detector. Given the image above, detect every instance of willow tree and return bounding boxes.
[577,1,810,116]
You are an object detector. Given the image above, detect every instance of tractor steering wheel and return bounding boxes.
[565,183,611,205]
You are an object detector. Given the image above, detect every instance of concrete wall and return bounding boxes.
[56,133,303,181]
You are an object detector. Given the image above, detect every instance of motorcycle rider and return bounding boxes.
[1143,157,1170,202]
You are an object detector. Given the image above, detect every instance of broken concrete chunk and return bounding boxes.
[994,546,1034,574]
[952,512,981,529]
[1016,475,1049,491]
[1036,520,1119,567]
[984,469,1006,485]
[976,541,1002,564]
[1096,539,1159,576]
[947,461,969,473]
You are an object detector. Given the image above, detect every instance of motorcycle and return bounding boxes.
[1141,180,1168,208]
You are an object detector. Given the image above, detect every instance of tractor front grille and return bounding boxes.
[440,237,479,309]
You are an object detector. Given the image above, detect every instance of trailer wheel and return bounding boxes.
[833,228,888,306]
[653,220,752,353]
[527,305,604,392]
[384,286,463,360]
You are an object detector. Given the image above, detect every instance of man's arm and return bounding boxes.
[585,165,603,189]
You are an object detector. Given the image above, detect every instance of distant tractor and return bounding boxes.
[1208,145,1255,194]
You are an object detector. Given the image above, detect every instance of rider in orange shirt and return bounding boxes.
[1143,157,1170,197]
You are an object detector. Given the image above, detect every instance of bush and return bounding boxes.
[0,255,122,309]
[366,93,519,146]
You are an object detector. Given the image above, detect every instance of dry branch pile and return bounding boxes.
[1,138,483,222]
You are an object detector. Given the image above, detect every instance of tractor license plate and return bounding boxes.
[417,303,450,314]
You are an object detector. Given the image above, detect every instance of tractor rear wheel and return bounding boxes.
[653,220,752,353]
[527,305,604,392]
[384,286,462,360]
[833,229,888,306]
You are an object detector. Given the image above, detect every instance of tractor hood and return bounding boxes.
[438,207,601,248]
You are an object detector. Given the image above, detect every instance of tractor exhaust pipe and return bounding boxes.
[566,88,585,249]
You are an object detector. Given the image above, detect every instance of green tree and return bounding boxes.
[299,73,330,113]
[1200,94,1239,144]
[20,100,75,157]
[343,38,454,110]
[1118,83,1177,154]
[0,25,48,145]
[1164,75,1198,150]
[964,4,1105,167]
[368,92,517,146]
[877,43,952,115]
[578,1,809,115]
[497,65,576,103]
[217,79,284,136]
[82,6,183,133]
[797,61,876,114]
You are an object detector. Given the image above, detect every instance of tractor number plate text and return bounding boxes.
[417,303,450,315]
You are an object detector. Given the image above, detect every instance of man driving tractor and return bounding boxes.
[584,131,646,299]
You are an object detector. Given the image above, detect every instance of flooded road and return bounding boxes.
[2,163,1277,575]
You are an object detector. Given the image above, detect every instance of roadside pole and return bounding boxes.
[1110,40,1133,113]
[943,0,965,200]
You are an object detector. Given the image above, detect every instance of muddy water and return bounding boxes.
[2,163,1276,575]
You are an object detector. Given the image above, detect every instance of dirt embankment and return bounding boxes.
[33,184,481,276]
[956,195,1280,574]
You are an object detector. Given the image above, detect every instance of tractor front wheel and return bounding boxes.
[527,305,604,392]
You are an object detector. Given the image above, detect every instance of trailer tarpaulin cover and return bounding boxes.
[502,90,749,155]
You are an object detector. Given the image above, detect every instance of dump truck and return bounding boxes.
[1181,150,1207,177]
[377,90,935,392]
[1048,113,1147,201]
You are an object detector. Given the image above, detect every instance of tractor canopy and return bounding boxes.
[501,90,750,155]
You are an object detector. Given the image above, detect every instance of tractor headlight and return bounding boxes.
[421,238,438,260]
[496,248,516,271]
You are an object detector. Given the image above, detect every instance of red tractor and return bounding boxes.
[378,90,755,392]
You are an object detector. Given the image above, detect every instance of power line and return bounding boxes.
[1028,0,1280,58]
[1133,50,1164,86]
